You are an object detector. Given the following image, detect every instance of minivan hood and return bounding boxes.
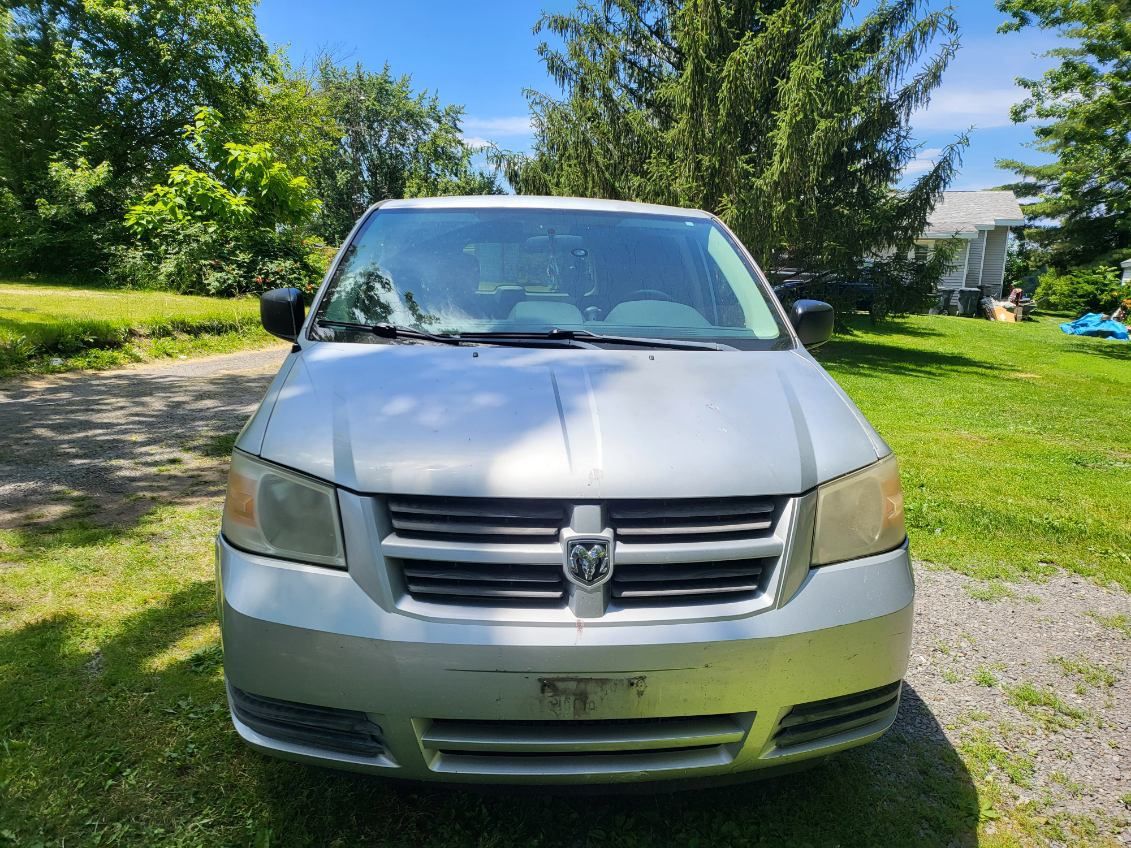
[246,343,887,499]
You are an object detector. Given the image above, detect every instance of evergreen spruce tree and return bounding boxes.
[503,0,968,317]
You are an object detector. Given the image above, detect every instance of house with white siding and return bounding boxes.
[914,190,1026,299]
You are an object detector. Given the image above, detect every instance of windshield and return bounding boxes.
[310,207,789,349]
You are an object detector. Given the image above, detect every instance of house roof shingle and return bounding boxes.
[924,190,1026,238]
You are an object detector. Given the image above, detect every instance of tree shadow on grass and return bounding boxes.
[0,581,230,843]
[0,573,980,848]
[1064,337,1131,363]
[817,337,1005,381]
[837,315,948,339]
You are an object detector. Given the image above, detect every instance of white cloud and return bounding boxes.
[461,136,494,150]
[904,147,944,176]
[461,116,533,137]
[912,87,1025,131]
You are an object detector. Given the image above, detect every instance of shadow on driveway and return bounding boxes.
[0,349,286,535]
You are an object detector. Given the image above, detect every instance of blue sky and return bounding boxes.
[257,0,1057,190]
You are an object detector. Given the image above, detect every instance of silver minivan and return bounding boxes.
[217,195,912,785]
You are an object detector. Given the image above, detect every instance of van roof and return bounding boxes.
[379,195,715,218]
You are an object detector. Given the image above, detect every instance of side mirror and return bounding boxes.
[789,299,834,349]
[260,288,305,342]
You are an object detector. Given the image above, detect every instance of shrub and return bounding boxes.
[1036,266,1123,314]
[118,108,325,296]
[113,224,326,297]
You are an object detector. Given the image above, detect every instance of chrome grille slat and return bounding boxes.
[388,497,567,543]
[405,582,564,600]
[395,555,566,603]
[382,534,563,565]
[616,581,763,599]
[611,558,767,604]
[616,519,772,536]
[389,500,563,520]
[612,563,764,582]
[609,497,779,545]
[392,518,560,537]
[402,564,560,583]
[608,500,775,520]
[422,714,746,753]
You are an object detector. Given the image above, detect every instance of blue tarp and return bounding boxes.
[1059,312,1129,341]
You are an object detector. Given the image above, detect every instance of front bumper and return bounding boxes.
[216,534,914,784]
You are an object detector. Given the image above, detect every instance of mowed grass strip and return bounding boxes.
[0,280,281,376]
[818,314,1131,590]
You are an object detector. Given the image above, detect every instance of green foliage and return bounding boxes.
[1,4,499,288]
[0,156,114,272]
[1004,237,1042,291]
[128,108,321,232]
[0,0,269,273]
[245,56,340,179]
[122,109,324,296]
[996,0,1131,275]
[310,61,500,243]
[1035,265,1123,313]
[502,0,967,319]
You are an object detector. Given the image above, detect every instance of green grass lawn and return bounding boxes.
[817,314,1131,591]
[1,312,1128,847]
[0,280,281,377]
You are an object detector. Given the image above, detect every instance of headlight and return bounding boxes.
[811,454,906,566]
[222,451,345,568]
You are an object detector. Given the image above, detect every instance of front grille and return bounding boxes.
[420,713,751,775]
[388,496,566,542]
[383,495,784,611]
[608,497,777,543]
[611,558,770,604]
[399,559,565,604]
[229,685,384,756]
[773,681,901,749]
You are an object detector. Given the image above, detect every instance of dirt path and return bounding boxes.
[1,350,1127,840]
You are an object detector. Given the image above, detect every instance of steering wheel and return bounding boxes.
[624,289,673,302]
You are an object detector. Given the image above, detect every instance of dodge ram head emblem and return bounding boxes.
[566,540,611,586]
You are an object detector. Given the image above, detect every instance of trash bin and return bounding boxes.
[957,287,982,316]
[948,288,963,315]
[931,290,950,315]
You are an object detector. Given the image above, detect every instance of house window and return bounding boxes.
[914,244,930,262]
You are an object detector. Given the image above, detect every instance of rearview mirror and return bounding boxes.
[260,288,305,342]
[789,299,834,349]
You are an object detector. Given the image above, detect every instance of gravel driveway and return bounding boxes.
[1,350,1128,841]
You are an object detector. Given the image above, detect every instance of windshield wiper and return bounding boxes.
[459,328,735,351]
[315,319,465,346]
[314,319,598,349]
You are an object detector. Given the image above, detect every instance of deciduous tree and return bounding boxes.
[312,62,500,243]
[996,0,1131,274]
[0,0,269,272]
